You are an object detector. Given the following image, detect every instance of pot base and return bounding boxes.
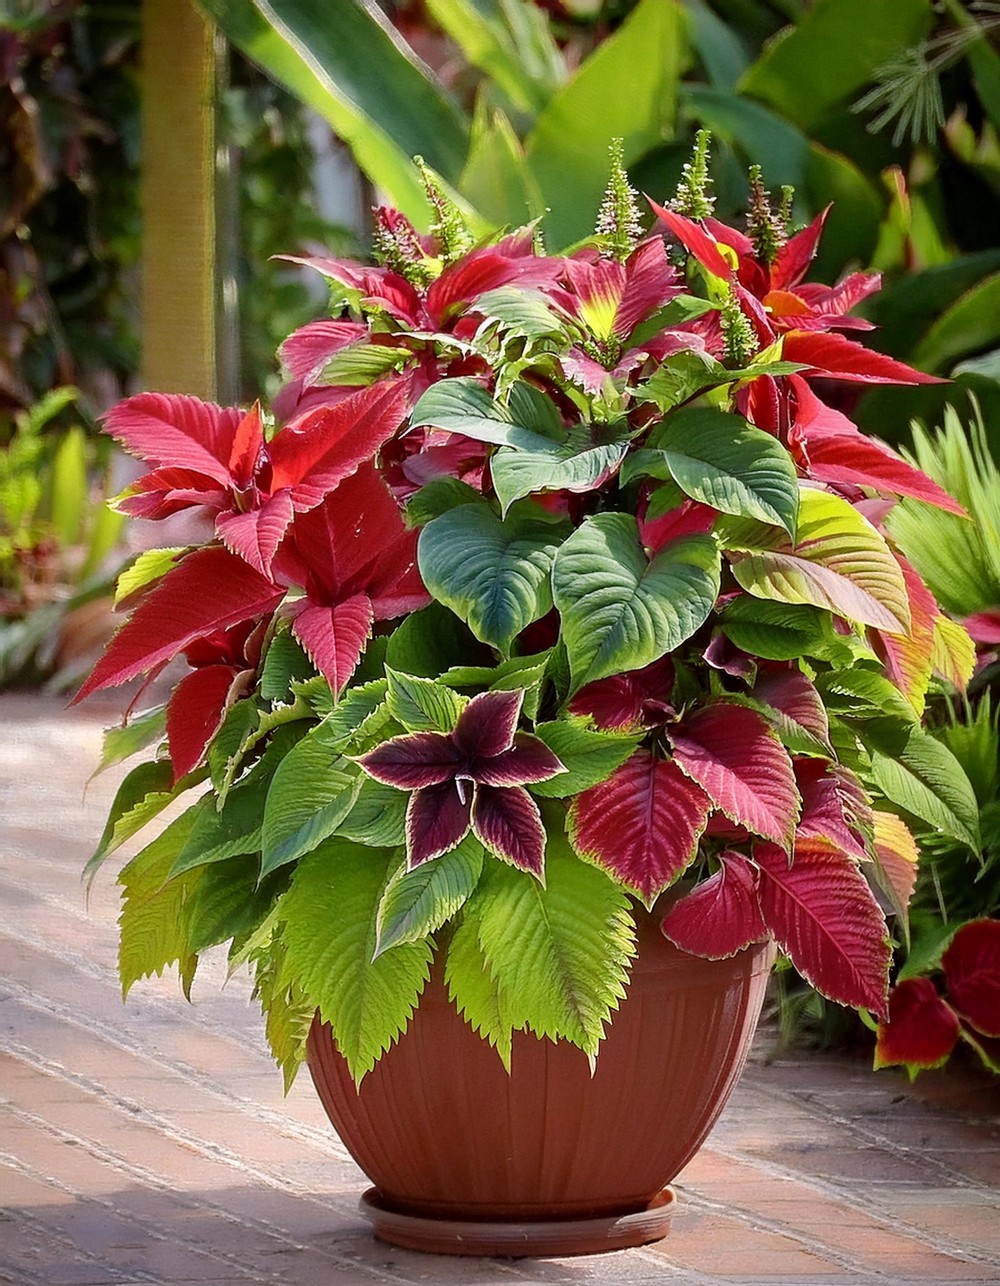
[359,1186,675,1258]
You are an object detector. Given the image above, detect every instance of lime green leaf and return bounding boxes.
[419,503,564,654]
[441,651,550,720]
[531,720,641,797]
[280,842,433,1085]
[868,727,982,853]
[319,342,412,386]
[818,666,918,723]
[474,285,567,342]
[251,939,313,1093]
[375,836,485,957]
[338,777,408,847]
[320,679,390,748]
[638,349,802,413]
[627,408,799,537]
[208,700,261,796]
[260,732,362,876]
[552,513,720,692]
[171,787,263,879]
[260,632,315,704]
[94,707,167,777]
[85,760,180,886]
[385,667,466,732]
[446,902,515,1070]
[186,854,287,955]
[405,477,485,527]
[114,547,186,605]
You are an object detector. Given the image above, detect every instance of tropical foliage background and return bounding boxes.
[2,0,998,1069]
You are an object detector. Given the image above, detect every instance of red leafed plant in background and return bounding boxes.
[78,135,988,1091]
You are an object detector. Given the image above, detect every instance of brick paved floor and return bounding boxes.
[1,693,998,1286]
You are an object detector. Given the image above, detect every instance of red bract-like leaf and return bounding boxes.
[873,555,939,711]
[166,663,239,782]
[648,199,732,279]
[875,978,959,1071]
[290,594,374,694]
[117,467,228,520]
[427,246,558,326]
[752,668,832,754]
[614,238,681,339]
[452,689,522,760]
[570,750,711,904]
[965,609,1000,645]
[756,839,891,1016]
[216,491,296,578]
[639,496,717,551]
[660,851,768,959]
[804,433,964,514]
[279,319,368,382]
[75,547,283,701]
[407,781,473,867]
[569,657,674,730]
[670,702,799,850]
[770,207,830,290]
[360,732,462,790]
[794,759,867,860]
[268,380,407,507]
[781,332,944,385]
[472,784,547,876]
[942,919,1000,1038]
[103,393,245,486]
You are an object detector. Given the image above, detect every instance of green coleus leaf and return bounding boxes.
[867,726,982,853]
[409,376,560,450]
[474,285,568,341]
[259,731,363,877]
[338,776,408,847]
[552,513,720,692]
[717,597,831,661]
[279,842,433,1086]
[385,666,466,732]
[818,666,918,724]
[114,547,186,605]
[530,719,642,797]
[319,679,390,748]
[418,503,565,654]
[375,835,485,957]
[93,706,167,777]
[624,408,799,538]
[440,651,551,720]
[208,699,261,797]
[85,759,190,888]
[467,831,636,1060]
[186,853,287,955]
[636,349,803,413]
[251,939,313,1094]
[259,632,315,705]
[445,900,516,1070]
[729,488,911,635]
[491,423,632,515]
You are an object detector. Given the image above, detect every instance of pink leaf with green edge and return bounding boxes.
[872,555,939,714]
[965,610,1000,645]
[472,784,547,876]
[268,380,408,506]
[452,688,522,759]
[669,702,799,851]
[647,199,733,279]
[102,393,246,486]
[875,979,959,1072]
[290,593,374,694]
[426,246,559,326]
[781,331,945,385]
[472,734,565,787]
[794,759,867,860]
[279,320,368,382]
[166,664,239,783]
[752,667,833,755]
[770,207,830,291]
[569,657,674,731]
[755,839,891,1017]
[942,919,1000,1038]
[406,781,473,867]
[569,750,711,905]
[359,732,462,790]
[216,491,296,578]
[660,851,768,960]
[872,810,919,927]
[729,488,911,635]
[75,547,283,702]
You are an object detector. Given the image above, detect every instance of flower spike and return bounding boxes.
[720,284,757,365]
[747,164,786,265]
[415,155,474,264]
[596,137,643,262]
[671,128,715,220]
[371,205,435,287]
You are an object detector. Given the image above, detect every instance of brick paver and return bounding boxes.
[2,693,998,1285]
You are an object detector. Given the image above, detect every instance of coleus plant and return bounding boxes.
[81,138,987,1089]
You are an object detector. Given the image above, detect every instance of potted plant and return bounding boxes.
[79,138,979,1257]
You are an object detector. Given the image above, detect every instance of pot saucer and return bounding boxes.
[359,1186,675,1257]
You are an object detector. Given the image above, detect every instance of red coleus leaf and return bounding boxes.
[647,199,733,279]
[781,331,944,385]
[755,839,891,1017]
[669,702,799,851]
[965,609,1000,645]
[75,547,283,701]
[103,393,246,487]
[613,237,681,339]
[875,978,960,1071]
[472,783,548,876]
[872,555,939,711]
[290,594,375,695]
[660,851,768,959]
[569,657,674,730]
[279,319,368,382]
[166,663,242,783]
[794,759,867,860]
[752,667,833,755]
[872,810,919,926]
[570,750,711,905]
[942,919,1000,1038]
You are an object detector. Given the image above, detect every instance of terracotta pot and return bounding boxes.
[307,908,773,1256]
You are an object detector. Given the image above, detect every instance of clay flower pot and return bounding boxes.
[306,909,774,1256]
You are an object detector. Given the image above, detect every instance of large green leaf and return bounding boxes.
[911,270,1000,374]
[729,488,911,635]
[410,376,560,450]
[737,0,932,132]
[199,0,469,224]
[530,720,642,798]
[385,667,466,732]
[459,103,543,228]
[280,842,433,1085]
[418,503,564,654]
[626,408,799,537]
[375,836,485,957]
[552,513,720,692]
[186,854,286,955]
[718,597,831,661]
[491,425,631,515]
[524,0,685,247]
[85,760,184,887]
[427,0,552,116]
[469,833,636,1058]
[446,901,516,1069]
[868,727,982,853]
[260,732,362,876]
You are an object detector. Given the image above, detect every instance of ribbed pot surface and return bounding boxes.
[307,910,772,1222]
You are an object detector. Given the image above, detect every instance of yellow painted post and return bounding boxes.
[141,0,218,399]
